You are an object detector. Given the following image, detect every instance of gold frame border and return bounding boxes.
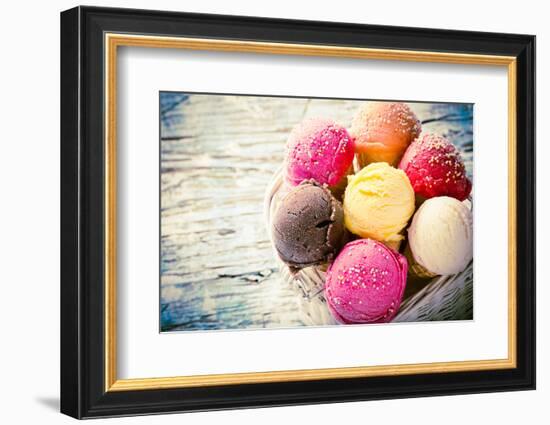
[104,33,518,392]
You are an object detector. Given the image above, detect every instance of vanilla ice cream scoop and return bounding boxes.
[407,196,473,276]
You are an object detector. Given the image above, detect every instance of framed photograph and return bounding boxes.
[60,6,535,419]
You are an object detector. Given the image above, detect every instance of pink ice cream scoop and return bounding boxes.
[398,133,472,201]
[284,118,355,187]
[325,239,408,324]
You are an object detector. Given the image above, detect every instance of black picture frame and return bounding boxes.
[60,5,535,419]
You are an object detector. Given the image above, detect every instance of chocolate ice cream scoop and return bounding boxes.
[271,180,346,269]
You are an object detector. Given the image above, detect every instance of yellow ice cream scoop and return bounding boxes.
[343,162,415,242]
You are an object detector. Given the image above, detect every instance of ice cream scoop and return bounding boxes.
[399,133,472,201]
[407,196,473,276]
[343,162,415,243]
[350,102,421,167]
[284,118,355,188]
[271,180,346,269]
[325,239,408,324]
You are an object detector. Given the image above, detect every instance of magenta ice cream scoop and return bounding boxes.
[284,117,355,187]
[325,239,408,324]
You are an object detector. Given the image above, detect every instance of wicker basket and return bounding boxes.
[264,167,473,325]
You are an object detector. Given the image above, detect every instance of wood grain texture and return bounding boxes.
[160,93,473,331]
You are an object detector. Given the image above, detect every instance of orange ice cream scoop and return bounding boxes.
[350,102,421,167]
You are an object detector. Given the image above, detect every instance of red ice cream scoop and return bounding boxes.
[398,133,472,201]
[324,239,408,324]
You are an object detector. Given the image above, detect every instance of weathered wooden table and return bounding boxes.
[160,93,473,332]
